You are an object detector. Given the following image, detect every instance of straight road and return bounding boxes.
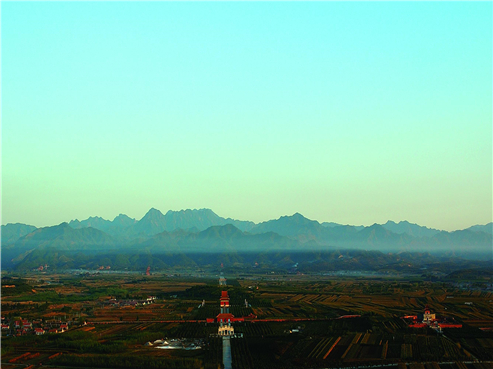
[222,336,232,369]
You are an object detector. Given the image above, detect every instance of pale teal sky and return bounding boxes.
[2,2,492,231]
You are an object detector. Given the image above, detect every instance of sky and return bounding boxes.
[1,2,492,231]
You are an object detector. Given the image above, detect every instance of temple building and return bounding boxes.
[220,291,230,314]
[423,305,436,324]
[217,291,235,336]
[205,288,253,334]
[403,306,461,330]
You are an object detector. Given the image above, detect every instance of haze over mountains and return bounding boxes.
[2,208,492,271]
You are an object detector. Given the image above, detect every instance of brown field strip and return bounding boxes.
[323,337,341,359]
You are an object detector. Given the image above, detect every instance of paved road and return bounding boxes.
[222,336,232,369]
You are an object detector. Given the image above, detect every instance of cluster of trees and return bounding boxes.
[1,278,32,296]
[46,331,126,354]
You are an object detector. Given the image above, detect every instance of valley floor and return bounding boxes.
[1,270,492,368]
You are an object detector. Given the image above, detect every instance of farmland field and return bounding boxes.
[1,271,493,368]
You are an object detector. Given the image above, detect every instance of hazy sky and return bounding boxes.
[2,2,492,231]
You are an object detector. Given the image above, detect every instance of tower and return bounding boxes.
[217,291,234,336]
[423,305,435,324]
[220,291,230,314]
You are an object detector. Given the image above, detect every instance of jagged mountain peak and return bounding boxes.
[385,220,404,226]
[113,213,134,220]
[165,208,219,217]
[276,212,316,223]
[381,220,440,238]
[142,208,165,218]
[174,208,215,213]
[364,223,388,232]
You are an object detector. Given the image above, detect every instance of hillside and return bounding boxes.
[1,223,37,245]
[2,209,491,271]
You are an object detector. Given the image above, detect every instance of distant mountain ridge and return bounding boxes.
[1,223,37,244]
[69,214,137,239]
[5,209,489,240]
[465,222,493,235]
[121,208,255,239]
[3,221,492,272]
[2,209,491,270]
[380,220,440,238]
[1,223,116,269]
[251,212,325,243]
[163,208,255,233]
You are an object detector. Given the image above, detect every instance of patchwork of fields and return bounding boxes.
[1,273,492,368]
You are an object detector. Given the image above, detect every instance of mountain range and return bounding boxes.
[1,208,492,271]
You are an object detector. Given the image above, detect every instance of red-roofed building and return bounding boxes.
[209,285,254,335]
[35,328,45,335]
[218,290,235,336]
[405,306,461,331]
[220,291,230,311]
[216,313,235,324]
